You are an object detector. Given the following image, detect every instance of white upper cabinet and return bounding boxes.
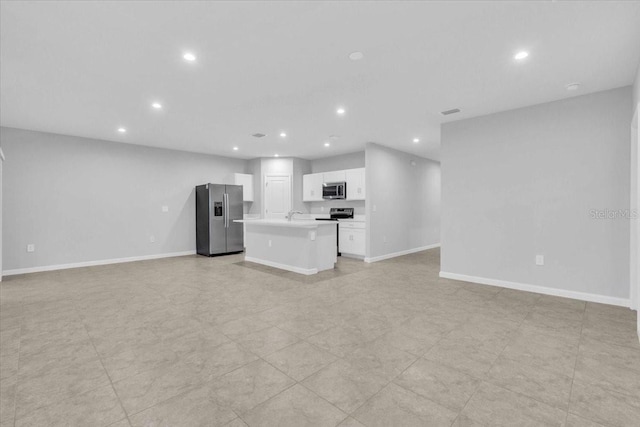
[303,173,324,201]
[230,173,254,202]
[302,168,366,202]
[322,170,346,183]
[345,168,365,200]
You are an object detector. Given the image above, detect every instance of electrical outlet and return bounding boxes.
[150,235,156,243]
[162,206,169,213]
[26,244,35,253]
[268,239,272,247]
[536,255,544,266]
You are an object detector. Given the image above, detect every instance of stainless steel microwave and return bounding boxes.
[322,182,346,199]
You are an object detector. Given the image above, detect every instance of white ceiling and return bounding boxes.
[2,1,640,161]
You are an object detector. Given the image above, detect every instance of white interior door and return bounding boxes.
[264,174,291,219]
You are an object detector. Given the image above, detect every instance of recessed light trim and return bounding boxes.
[152,102,163,109]
[412,138,420,143]
[279,132,287,138]
[514,51,529,60]
[566,82,581,91]
[117,127,127,133]
[233,146,239,151]
[349,51,364,61]
[324,142,331,147]
[274,154,279,157]
[183,52,196,62]
[336,107,346,115]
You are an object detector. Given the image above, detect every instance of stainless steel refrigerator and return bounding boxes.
[195,183,244,256]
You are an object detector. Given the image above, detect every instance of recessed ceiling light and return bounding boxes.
[336,107,346,115]
[566,83,581,91]
[324,142,331,147]
[183,52,196,62]
[279,132,287,138]
[274,154,279,157]
[152,102,162,109]
[117,127,127,133]
[412,138,420,143]
[233,146,239,151]
[514,51,529,60]
[349,51,364,61]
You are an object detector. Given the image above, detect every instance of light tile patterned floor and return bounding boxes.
[0,248,639,426]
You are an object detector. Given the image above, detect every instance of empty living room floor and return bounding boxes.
[0,249,638,427]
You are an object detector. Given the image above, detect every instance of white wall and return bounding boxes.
[365,143,441,260]
[633,61,640,108]
[0,145,4,279]
[311,152,365,173]
[631,62,640,332]
[631,112,639,314]
[1,127,247,272]
[441,87,632,304]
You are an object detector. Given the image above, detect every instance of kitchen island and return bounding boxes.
[234,219,337,275]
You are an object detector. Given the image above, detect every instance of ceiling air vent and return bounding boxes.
[252,133,266,138]
[441,108,461,116]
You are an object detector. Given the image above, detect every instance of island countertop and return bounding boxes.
[234,219,337,229]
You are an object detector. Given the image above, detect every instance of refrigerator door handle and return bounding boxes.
[224,193,229,228]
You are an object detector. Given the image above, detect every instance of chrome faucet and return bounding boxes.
[286,210,303,221]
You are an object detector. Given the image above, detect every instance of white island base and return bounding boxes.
[235,219,337,275]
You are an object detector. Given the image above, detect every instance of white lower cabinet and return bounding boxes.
[339,222,365,256]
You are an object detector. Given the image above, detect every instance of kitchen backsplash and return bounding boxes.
[307,200,365,215]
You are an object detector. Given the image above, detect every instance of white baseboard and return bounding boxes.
[244,256,318,275]
[3,251,197,276]
[341,253,365,260]
[365,243,441,263]
[439,271,631,308]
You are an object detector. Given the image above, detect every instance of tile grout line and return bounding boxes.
[238,329,345,417]
[449,291,547,425]
[78,306,134,427]
[564,302,586,426]
[443,290,526,426]
[346,327,455,424]
[9,302,25,427]
[11,297,128,424]
[484,299,580,417]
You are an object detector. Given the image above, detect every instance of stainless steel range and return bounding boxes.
[315,208,354,256]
